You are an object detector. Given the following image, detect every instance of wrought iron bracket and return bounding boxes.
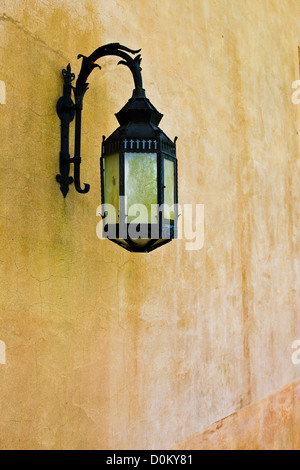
[56,43,144,198]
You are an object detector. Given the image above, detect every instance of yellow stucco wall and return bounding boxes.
[172,379,300,450]
[0,0,300,450]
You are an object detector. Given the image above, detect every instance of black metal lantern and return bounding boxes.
[57,44,178,253]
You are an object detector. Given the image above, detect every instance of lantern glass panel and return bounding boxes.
[125,152,158,224]
[104,153,119,225]
[164,158,175,220]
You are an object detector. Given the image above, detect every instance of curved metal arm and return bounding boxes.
[76,43,144,102]
[57,44,144,198]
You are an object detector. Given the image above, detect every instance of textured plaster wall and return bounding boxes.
[172,380,300,450]
[0,0,300,450]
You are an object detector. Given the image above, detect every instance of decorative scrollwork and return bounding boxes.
[57,44,144,198]
[76,43,144,102]
[62,64,76,83]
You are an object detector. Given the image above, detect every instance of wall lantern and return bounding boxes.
[57,43,178,253]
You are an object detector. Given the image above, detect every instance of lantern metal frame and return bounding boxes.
[56,43,178,253]
[100,133,178,253]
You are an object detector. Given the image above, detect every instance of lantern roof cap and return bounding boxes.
[115,88,163,127]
